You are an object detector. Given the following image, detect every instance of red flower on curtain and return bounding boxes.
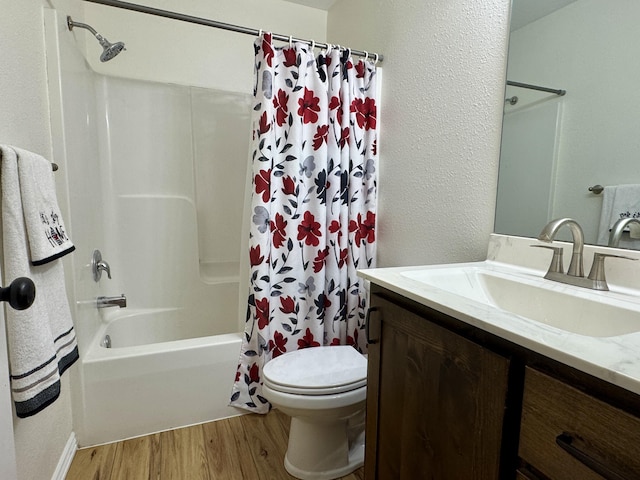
[298,88,320,124]
[269,331,288,358]
[249,363,260,383]
[255,169,271,202]
[338,248,349,268]
[349,211,376,247]
[355,61,366,78]
[283,47,297,67]
[256,298,270,329]
[298,328,321,349]
[270,213,288,248]
[351,98,377,130]
[297,211,321,246]
[249,245,264,266]
[263,34,275,67]
[313,247,330,273]
[273,89,289,127]
[258,111,271,135]
[282,176,296,195]
[338,127,350,149]
[325,55,332,68]
[279,296,296,314]
[313,125,329,150]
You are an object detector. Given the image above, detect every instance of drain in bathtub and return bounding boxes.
[101,334,112,348]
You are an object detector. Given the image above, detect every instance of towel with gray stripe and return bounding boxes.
[1,145,78,418]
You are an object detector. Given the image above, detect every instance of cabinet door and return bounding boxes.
[365,296,511,479]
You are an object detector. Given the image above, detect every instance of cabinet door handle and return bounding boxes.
[556,433,631,480]
[365,306,379,344]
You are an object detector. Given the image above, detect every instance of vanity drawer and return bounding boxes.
[519,367,640,480]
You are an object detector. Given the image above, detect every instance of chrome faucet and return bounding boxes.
[97,294,127,308]
[536,218,636,291]
[537,218,585,277]
[608,217,640,247]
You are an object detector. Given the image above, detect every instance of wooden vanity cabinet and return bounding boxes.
[365,294,511,479]
[365,286,640,480]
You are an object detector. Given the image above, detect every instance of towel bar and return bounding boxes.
[588,184,604,194]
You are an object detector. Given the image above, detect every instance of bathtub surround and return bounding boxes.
[231,34,378,413]
[0,145,79,418]
[66,77,250,444]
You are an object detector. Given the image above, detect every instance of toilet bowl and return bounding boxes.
[262,345,367,480]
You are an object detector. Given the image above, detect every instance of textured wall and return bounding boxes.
[328,0,511,267]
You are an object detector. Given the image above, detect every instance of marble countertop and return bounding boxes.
[358,234,640,396]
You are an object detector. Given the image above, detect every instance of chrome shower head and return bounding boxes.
[67,16,126,62]
[96,36,126,62]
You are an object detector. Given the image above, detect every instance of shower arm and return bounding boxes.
[67,16,100,38]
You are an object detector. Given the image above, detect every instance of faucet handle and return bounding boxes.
[531,244,564,275]
[587,253,637,290]
[91,249,112,281]
[97,260,111,279]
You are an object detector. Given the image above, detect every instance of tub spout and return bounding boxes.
[97,294,127,308]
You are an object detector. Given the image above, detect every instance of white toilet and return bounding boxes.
[262,345,367,480]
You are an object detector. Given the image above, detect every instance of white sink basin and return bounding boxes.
[401,265,640,337]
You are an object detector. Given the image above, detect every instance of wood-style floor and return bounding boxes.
[66,410,365,480]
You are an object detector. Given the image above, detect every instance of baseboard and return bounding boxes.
[51,431,77,480]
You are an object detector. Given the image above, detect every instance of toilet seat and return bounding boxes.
[263,345,367,396]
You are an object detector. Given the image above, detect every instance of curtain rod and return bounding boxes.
[81,0,384,62]
[507,80,566,96]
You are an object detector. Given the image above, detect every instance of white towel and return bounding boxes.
[0,145,78,418]
[14,147,75,265]
[597,184,640,246]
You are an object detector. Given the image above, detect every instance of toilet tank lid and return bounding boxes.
[263,345,367,389]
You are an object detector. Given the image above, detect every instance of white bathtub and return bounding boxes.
[78,308,243,446]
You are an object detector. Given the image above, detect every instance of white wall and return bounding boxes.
[0,2,82,479]
[328,0,510,267]
[506,0,640,244]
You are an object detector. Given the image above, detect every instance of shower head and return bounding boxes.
[67,16,126,62]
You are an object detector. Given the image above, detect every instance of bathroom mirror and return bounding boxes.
[495,0,640,249]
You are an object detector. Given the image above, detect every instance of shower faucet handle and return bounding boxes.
[91,249,112,281]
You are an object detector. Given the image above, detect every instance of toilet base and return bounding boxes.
[282,411,365,480]
[284,443,364,480]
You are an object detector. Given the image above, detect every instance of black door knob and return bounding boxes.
[0,277,36,310]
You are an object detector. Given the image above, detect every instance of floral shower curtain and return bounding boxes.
[230,33,378,413]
